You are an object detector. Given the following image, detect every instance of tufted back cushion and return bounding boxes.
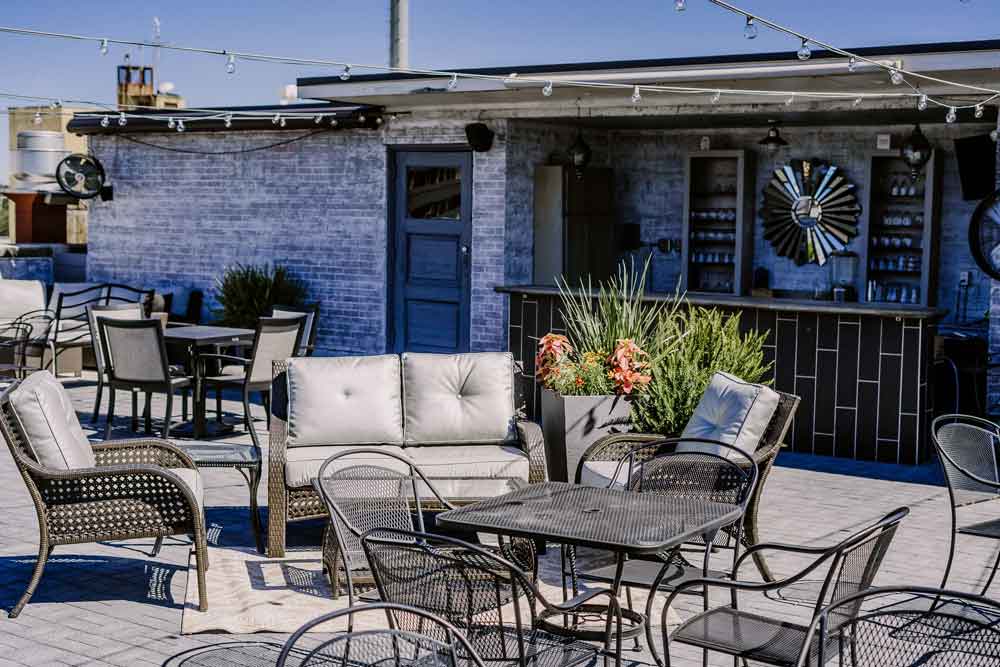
[286,355,404,447]
[0,279,46,322]
[678,371,780,460]
[402,352,515,446]
[8,371,95,470]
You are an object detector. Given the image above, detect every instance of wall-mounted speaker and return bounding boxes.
[465,123,495,152]
[954,134,997,201]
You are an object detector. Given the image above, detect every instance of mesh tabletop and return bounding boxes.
[163,325,254,345]
[436,482,741,555]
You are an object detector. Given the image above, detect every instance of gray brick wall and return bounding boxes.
[86,118,510,355]
[989,114,1000,413]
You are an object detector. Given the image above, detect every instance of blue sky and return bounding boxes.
[2,0,997,179]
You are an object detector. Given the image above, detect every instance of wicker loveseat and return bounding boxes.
[0,371,208,616]
[268,352,547,557]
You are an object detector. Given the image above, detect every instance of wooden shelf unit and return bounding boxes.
[681,150,755,296]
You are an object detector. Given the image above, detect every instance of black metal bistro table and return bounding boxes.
[163,325,255,439]
[436,481,743,660]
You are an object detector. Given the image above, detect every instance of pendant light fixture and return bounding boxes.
[568,99,592,178]
[899,124,932,180]
[758,121,789,154]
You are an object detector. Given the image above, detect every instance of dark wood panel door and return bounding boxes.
[391,151,473,353]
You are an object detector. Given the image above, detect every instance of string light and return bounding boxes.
[853,96,862,107]
[330,118,338,127]
[992,129,999,142]
[946,107,957,124]
[743,17,757,39]
[917,94,928,111]
[32,111,42,125]
[785,94,795,106]
[674,0,686,11]
[890,69,904,85]
[49,99,61,110]
[631,85,642,104]
[176,119,185,132]
[339,65,351,81]
[279,116,287,127]
[99,38,108,55]
[974,104,984,119]
[313,114,322,123]
[847,56,857,72]
[226,54,236,75]
[100,115,109,128]
[448,73,458,90]
[542,81,553,97]
[711,90,721,104]
[167,117,175,129]
[224,114,232,128]
[796,39,811,61]
[118,112,126,126]
[272,113,281,125]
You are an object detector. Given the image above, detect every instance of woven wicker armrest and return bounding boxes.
[515,420,547,484]
[92,438,197,469]
[573,433,664,483]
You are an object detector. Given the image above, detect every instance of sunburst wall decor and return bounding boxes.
[762,159,861,266]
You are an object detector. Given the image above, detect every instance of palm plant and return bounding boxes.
[213,263,307,329]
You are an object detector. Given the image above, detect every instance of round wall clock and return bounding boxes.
[762,159,861,266]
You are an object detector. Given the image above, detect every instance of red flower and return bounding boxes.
[607,338,651,395]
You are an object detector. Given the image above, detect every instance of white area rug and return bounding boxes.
[182,545,680,635]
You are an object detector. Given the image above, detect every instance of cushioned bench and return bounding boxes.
[267,352,547,557]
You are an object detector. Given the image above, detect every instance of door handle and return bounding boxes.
[460,245,470,264]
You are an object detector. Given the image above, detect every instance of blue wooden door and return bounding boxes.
[391,151,473,353]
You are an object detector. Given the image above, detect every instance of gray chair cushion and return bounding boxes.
[579,460,631,489]
[7,371,95,470]
[285,445,409,488]
[406,445,529,498]
[287,356,404,447]
[0,280,46,322]
[402,352,516,446]
[678,371,780,460]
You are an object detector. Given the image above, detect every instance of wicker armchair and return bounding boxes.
[575,389,799,582]
[0,374,208,617]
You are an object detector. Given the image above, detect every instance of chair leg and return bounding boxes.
[193,534,209,612]
[182,390,189,422]
[215,388,223,423]
[91,375,104,424]
[144,393,153,435]
[248,465,264,554]
[131,390,139,433]
[10,538,50,618]
[743,518,775,583]
[262,391,271,429]
[163,392,173,440]
[940,510,959,590]
[242,390,254,436]
[151,536,164,557]
[980,547,1000,595]
[105,386,117,440]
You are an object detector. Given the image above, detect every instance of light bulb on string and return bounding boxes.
[743,17,757,40]
[991,129,999,142]
[785,94,795,106]
[118,112,127,127]
[167,117,175,129]
[890,69,904,85]
[711,90,721,104]
[358,115,366,123]
[674,0,686,11]
[100,115,110,128]
[226,54,236,75]
[946,107,957,124]
[279,116,287,127]
[847,56,857,72]
[99,39,109,56]
[224,114,233,128]
[975,104,984,119]
[448,74,458,90]
[542,81,554,97]
[340,65,351,81]
[314,114,323,124]
[272,113,281,125]
[330,118,339,127]
[797,40,811,61]
[375,116,384,125]
[853,97,862,108]
[631,86,642,104]
[176,119,185,132]
[32,111,42,125]
[917,94,928,111]
[49,99,61,110]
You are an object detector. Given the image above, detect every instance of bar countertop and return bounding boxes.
[496,285,946,320]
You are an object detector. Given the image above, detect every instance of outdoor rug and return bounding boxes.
[182,545,680,635]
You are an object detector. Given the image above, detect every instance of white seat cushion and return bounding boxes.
[406,445,529,498]
[678,371,780,460]
[402,352,516,446]
[0,280,46,321]
[579,460,631,489]
[285,445,409,488]
[168,467,204,515]
[7,371,95,470]
[287,355,404,447]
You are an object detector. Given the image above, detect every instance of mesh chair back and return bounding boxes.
[248,316,304,384]
[315,449,453,574]
[798,586,1000,667]
[100,318,170,384]
[0,321,32,374]
[88,304,145,377]
[933,415,1000,509]
[272,305,317,356]
[277,602,486,667]
[363,529,539,664]
[813,507,909,624]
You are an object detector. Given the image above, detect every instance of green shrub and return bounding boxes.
[630,305,772,436]
[213,263,307,329]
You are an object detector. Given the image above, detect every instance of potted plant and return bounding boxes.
[535,260,678,481]
[214,263,307,329]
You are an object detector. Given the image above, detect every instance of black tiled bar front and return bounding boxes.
[500,286,941,463]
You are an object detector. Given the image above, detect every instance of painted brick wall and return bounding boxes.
[86,118,510,355]
[989,115,1000,413]
[0,256,52,282]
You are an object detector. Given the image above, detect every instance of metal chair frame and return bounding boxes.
[277,602,488,667]
[658,506,910,667]
[931,414,1000,595]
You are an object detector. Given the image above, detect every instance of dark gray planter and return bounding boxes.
[540,388,631,482]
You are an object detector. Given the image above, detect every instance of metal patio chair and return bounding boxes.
[569,440,758,646]
[363,528,622,667]
[271,304,319,356]
[932,414,1000,595]
[99,318,193,440]
[277,602,488,667]
[795,586,1000,666]
[657,506,909,667]
[314,448,535,605]
[0,320,32,380]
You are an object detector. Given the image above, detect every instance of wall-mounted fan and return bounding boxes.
[969,189,1000,281]
[761,159,861,266]
[55,154,106,199]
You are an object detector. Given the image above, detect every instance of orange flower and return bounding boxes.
[607,338,651,395]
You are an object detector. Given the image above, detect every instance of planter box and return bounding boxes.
[540,388,631,482]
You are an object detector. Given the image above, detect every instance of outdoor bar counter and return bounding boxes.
[498,285,945,464]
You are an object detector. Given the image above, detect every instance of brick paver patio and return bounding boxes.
[0,372,997,666]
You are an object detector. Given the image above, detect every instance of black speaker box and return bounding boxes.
[954,134,997,201]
